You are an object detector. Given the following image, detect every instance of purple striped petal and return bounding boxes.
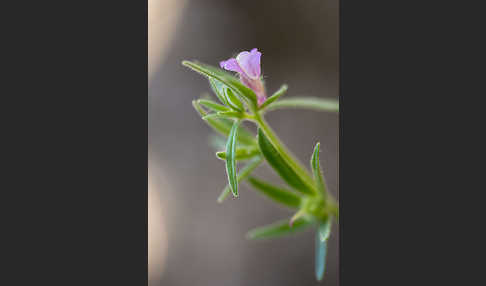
[236,49,261,80]
[219,58,243,74]
[219,48,266,106]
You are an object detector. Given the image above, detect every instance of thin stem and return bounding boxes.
[252,110,339,223]
[253,112,317,193]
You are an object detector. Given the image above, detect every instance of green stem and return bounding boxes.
[251,106,339,224]
[253,112,317,193]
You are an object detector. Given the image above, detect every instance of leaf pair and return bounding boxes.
[192,100,255,146]
[194,97,258,201]
[209,78,245,112]
[198,91,245,121]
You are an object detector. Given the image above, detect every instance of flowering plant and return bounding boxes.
[183,49,339,281]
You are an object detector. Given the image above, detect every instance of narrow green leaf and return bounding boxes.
[247,177,302,209]
[226,120,240,197]
[224,87,245,112]
[183,61,258,108]
[217,111,244,119]
[315,219,332,281]
[217,157,263,203]
[210,78,245,112]
[192,100,255,146]
[202,111,243,121]
[198,99,230,112]
[311,142,327,195]
[201,113,224,121]
[216,147,260,161]
[259,84,288,110]
[246,217,313,240]
[209,78,229,105]
[266,97,339,113]
[257,128,314,195]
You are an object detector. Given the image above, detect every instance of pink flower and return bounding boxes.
[219,48,267,106]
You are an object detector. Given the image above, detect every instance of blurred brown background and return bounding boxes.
[148,0,339,285]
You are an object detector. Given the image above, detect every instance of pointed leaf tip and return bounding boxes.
[259,84,288,110]
[198,99,230,112]
[217,157,263,203]
[216,147,260,161]
[311,142,327,195]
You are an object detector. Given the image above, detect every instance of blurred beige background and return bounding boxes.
[147,0,187,283]
[148,0,338,285]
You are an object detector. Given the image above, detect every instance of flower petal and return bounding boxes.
[220,58,243,74]
[236,49,261,80]
[257,96,266,106]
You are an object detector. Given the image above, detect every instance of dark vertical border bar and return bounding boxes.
[339,0,344,283]
[8,1,150,284]
[339,0,475,284]
[340,0,394,284]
